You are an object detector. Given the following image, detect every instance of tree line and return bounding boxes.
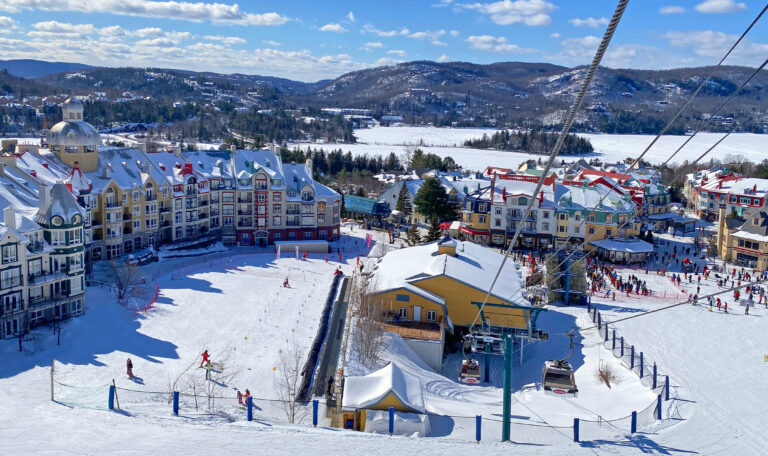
[464,129,594,155]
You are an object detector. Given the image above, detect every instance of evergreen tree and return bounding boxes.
[414,177,457,222]
[355,186,367,197]
[425,216,442,242]
[395,184,412,216]
[406,224,422,246]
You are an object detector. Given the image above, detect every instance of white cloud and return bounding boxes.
[659,6,685,14]
[319,23,347,33]
[463,0,556,26]
[362,24,409,37]
[136,37,178,47]
[364,41,385,51]
[437,53,450,62]
[0,15,17,30]
[407,29,446,45]
[347,11,355,22]
[32,21,98,35]
[449,30,460,37]
[466,35,535,53]
[387,49,406,57]
[694,0,747,13]
[549,32,560,39]
[0,0,288,26]
[203,35,246,45]
[373,57,403,66]
[433,0,453,6]
[262,40,280,46]
[663,30,768,65]
[569,17,609,28]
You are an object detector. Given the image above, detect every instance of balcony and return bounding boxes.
[199,213,208,220]
[145,194,157,202]
[123,213,132,220]
[26,241,46,254]
[238,198,252,204]
[105,201,120,208]
[237,210,252,216]
[286,209,300,215]
[199,200,209,207]
[159,207,170,213]
[161,221,171,227]
[237,220,252,227]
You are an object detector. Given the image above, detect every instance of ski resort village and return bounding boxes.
[0,93,767,456]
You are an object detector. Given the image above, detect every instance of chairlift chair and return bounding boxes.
[458,358,481,384]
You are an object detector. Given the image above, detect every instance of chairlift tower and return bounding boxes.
[546,251,587,306]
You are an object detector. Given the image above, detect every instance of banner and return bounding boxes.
[276,244,281,259]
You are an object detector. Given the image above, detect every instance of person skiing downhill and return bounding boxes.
[200,350,210,367]
[126,358,134,380]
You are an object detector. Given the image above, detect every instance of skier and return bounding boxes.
[244,389,251,405]
[126,358,134,380]
[205,360,213,380]
[724,302,728,313]
[283,276,290,288]
[200,349,210,368]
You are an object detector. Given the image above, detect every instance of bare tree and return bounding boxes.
[273,340,309,424]
[596,362,620,389]
[169,348,240,413]
[352,277,385,367]
[103,261,143,306]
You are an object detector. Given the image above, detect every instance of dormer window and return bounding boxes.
[754,218,760,226]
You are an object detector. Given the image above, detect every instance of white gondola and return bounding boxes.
[541,331,578,397]
[542,360,578,397]
[458,358,481,384]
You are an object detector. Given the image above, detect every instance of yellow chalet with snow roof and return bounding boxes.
[368,236,541,334]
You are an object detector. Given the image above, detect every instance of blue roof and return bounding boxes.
[344,195,391,216]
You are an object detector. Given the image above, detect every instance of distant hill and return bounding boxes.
[0,59,96,78]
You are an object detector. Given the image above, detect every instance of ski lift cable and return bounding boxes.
[501,54,768,309]
[470,0,631,329]
[495,7,768,308]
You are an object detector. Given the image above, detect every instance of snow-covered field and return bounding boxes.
[2,227,766,454]
[292,127,766,172]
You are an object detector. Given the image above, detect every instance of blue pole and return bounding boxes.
[640,352,644,378]
[573,418,580,443]
[631,346,635,370]
[172,391,179,416]
[604,323,608,342]
[476,415,482,443]
[597,312,601,328]
[313,399,318,427]
[631,411,637,434]
[656,394,662,420]
[665,376,670,401]
[247,396,253,422]
[653,364,657,389]
[621,337,624,357]
[564,256,570,307]
[108,385,115,410]
[612,330,616,350]
[388,406,394,435]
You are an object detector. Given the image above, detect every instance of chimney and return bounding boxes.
[39,182,50,214]
[273,145,281,155]
[306,157,313,176]
[102,164,110,179]
[3,206,15,230]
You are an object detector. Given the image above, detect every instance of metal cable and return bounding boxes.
[470,0,630,328]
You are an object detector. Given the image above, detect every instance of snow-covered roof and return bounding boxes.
[373,240,525,305]
[342,361,425,413]
[591,238,653,253]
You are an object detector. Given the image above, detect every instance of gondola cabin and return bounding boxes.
[542,360,578,397]
[459,358,481,384]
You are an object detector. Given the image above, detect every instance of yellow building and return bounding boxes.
[717,204,768,270]
[340,362,428,434]
[369,236,538,332]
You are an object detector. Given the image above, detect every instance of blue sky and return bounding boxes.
[0,0,766,81]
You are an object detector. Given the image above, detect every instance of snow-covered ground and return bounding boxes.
[292,127,766,172]
[2,227,766,454]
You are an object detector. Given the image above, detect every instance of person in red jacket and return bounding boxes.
[200,350,210,368]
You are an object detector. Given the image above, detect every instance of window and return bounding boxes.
[495,219,501,227]
[398,307,408,319]
[273,216,281,226]
[542,222,549,231]
[318,214,325,223]
[588,227,595,235]
[69,228,82,245]
[175,212,182,223]
[606,229,612,236]
[317,202,326,211]
[257,193,266,202]
[175,227,183,238]
[574,226,580,233]
[1,245,17,264]
[575,213,581,221]
[606,215,613,224]
[2,292,21,312]
[274,233,282,241]
[133,205,140,216]
[479,215,487,224]
[122,192,127,204]
[273,204,281,213]
[162,187,169,198]
[543,211,550,219]
[754,218,760,226]
[479,203,487,212]
[426,310,437,321]
[273,192,281,202]
[558,226,566,233]
[133,190,140,200]
[559,214,567,221]
[1,267,21,289]
[518,197,527,205]
[174,199,182,210]
[51,231,65,246]
[495,207,502,215]
[304,231,312,239]
[134,220,140,231]
[588,214,596,223]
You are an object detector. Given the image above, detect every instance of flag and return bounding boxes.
[276,244,281,259]
[365,233,373,249]
[296,245,299,259]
